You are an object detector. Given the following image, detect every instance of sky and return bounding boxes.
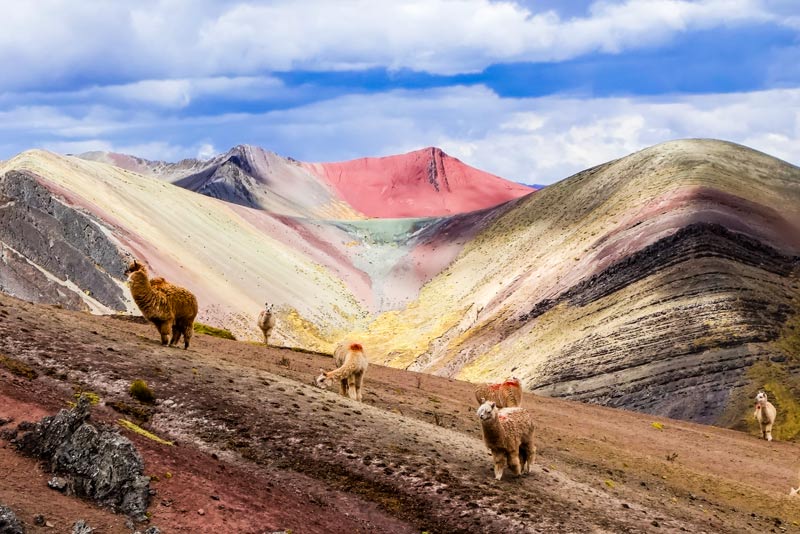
[0,0,798,185]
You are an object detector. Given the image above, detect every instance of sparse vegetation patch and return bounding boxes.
[129,379,155,404]
[193,322,236,340]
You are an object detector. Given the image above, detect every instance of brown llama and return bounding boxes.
[257,302,276,345]
[125,260,198,349]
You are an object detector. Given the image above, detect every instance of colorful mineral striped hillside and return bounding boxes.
[2,139,800,429]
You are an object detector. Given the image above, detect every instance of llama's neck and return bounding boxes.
[481,415,504,443]
[326,354,360,380]
[128,271,152,296]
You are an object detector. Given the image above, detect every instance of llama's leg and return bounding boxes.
[154,320,171,345]
[169,322,182,346]
[507,450,522,476]
[183,324,193,349]
[354,371,365,402]
[339,378,349,397]
[492,451,507,480]
[346,376,358,400]
[520,438,536,474]
[765,421,774,441]
[263,326,271,346]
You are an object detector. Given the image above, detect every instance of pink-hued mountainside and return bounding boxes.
[80,145,534,219]
[302,147,533,218]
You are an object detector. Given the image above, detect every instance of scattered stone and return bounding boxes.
[651,520,661,528]
[13,396,151,520]
[72,520,93,534]
[198,508,205,516]
[45,521,54,528]
[34,515,45,526]
[210,495,220,501]
[0,504,25,534]
[621,503,630,509]
[0,418,12,427]
[48,477,68,492]
[143,527,161,534]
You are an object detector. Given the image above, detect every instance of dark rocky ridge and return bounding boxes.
[0,170,129,311]
[12,396,150,520]
[173,147,261,209]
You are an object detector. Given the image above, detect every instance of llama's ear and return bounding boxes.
[490,401,496,409]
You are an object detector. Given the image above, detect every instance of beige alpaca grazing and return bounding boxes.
[314,342,368,402]
[754,390,777,441]
[125,260,198,349]
[257,302,276,345]
[477,400,536,480]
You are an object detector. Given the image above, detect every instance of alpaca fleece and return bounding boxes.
[126,261,198,349]
[474,378,522,408]
[754,390,777,441]
[477,401,536,480]
[257,303,276,345]
[315,342,369,402]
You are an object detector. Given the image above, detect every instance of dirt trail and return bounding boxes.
[1,293,799,533]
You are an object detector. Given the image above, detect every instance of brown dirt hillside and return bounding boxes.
[1,293,800,533]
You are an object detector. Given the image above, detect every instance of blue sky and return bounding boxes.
[0,0,798,184]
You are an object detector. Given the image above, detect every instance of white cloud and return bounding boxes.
[0,0,785,89]
[3,85,798,185]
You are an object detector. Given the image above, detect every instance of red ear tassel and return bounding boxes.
[349,343,363,351]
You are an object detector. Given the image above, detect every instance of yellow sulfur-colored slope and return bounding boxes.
[0,150,367,349]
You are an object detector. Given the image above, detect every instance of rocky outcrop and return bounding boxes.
[13,397,150,520]
[0,170,129,311]
[0,505,25,534]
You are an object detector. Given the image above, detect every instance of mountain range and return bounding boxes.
[1,139,798,429]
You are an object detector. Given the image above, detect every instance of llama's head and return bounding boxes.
[124,259,146,276]
[755,391,768,405]
[314,369,332,389]
[476,400,498,421]
[264,302,273,312]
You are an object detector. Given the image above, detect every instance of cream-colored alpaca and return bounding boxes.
[754,390,777,441]
[257,302,276,345]
[315,342,368,402]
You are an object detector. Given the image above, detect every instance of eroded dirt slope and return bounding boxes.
[1,293,799,533]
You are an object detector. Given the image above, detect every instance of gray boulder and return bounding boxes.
[14,396,151,520]
[0,504,25,534]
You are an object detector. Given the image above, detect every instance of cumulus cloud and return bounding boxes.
[3,85,798,185]
[0,0,786,89]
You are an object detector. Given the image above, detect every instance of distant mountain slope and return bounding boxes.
[359,139,800,425]
[0,150,372,347]
[82,145,534,219]
[82,146,363,220]
[302,147,534,218]
[0,149,505,347]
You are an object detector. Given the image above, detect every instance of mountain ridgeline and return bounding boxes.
[1,139,799,430]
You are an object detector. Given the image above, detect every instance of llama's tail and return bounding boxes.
[349,343,363,352]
